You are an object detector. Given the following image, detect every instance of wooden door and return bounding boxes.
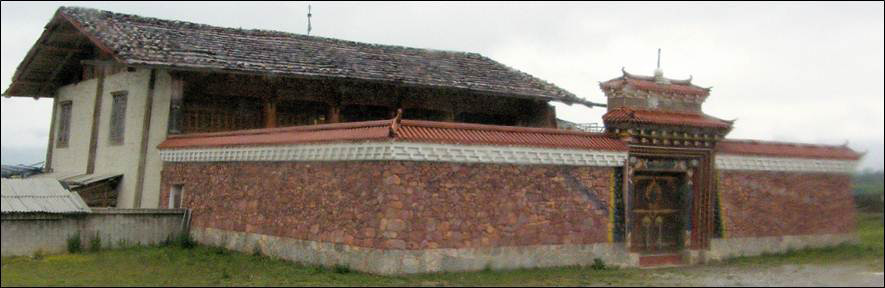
[631,174,684,254]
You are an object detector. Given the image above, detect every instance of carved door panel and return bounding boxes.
[631,174,684,254]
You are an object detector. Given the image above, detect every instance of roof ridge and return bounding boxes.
[58,6,486,57]
[165,119,394,140]
[399,119,613,137]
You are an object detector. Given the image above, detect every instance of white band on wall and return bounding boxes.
[159,141,629,167]
[716,154,857,174]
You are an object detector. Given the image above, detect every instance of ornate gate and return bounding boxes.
[630,173,686,254]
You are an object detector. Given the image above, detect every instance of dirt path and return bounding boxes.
[646,263,884,287]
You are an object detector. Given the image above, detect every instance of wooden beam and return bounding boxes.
[39,44,83,53]
[80,59,118,67]
[37,41,80,96]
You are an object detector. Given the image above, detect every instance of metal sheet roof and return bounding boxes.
[1,178,92,214]
[32,172,122,189]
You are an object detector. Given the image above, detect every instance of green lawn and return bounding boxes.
[2,213,882,287]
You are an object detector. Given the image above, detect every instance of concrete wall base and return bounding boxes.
[1,208,187,257]
[706,233,858,261]
[192,227,636,275]
[192,228,859,274]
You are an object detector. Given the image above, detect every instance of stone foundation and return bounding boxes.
[707,233,858,261]
[192,227,635,275]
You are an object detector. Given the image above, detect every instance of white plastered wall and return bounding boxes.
[93,69,150,208]
[49,69,172,208]
[50,77,98,176]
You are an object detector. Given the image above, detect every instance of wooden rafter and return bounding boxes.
[38,38,83,96]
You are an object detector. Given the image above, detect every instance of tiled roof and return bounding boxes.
[157,120,393,149]
[395,120,627,150]
[600,69,710,97]
[716,139,862,160]
[7,7,582,103]
[158,119,628,151]
[602,108,733,129]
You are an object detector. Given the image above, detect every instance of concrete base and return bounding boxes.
[192,227,636,275]
[706,233,859,261]
[191,228,858,275]
[1,209,187,257]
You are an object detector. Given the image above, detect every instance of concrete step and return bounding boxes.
[639,254,684,268]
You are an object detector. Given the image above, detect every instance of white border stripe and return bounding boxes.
[159,142,628,167]
[716,154,857,173]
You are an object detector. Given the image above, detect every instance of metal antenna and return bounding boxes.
[307,4,312,35]
[657,48,661,69]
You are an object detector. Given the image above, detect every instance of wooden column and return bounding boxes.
[44,95,59,173]
[263,98,278,128]
[545,104,558,128]
[133,69,157,208]
[85,65,106,174]
[328,105,341,123]
[167,77,184,134]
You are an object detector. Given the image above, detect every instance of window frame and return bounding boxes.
[56,101,73,148]
[109,91,128,145]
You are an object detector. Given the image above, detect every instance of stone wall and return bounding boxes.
[162,161,615,250]
[1,208,187,257]
[717,171,856,238]
[160,161,621,273]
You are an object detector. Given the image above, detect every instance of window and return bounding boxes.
[109,91,128,145]
[56,101,73,148]
[168,185,184,209]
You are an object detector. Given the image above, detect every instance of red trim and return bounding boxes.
[603,108,732,129]
[158,119,629,151]
[717,139,861,160]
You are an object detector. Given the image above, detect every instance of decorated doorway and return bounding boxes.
[630,172,688,254]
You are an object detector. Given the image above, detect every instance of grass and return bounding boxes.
[2,213,882,287]
[720,213,884,270]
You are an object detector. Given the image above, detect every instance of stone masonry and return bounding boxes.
[717,171,856,238]
[161,161,616,251]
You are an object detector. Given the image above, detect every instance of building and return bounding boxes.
[3,7,862,273]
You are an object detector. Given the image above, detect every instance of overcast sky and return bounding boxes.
[2,1,883,171]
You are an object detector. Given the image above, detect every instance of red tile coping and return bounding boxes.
[717,139,862,160]
[601,78,709,97]
[602,108,733,129]
[158,118,629,151]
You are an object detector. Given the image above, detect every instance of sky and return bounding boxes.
[2,1,883,171]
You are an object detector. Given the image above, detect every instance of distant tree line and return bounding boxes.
[854,170,884,212]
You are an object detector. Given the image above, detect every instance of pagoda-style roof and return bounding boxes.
[600,69,710,97]
[5,7,598,106]
[158,118,628,152]
[602,107,733,130]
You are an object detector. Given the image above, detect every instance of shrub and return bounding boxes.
[591,258,606,270]
[333,264,351,274]
[31,250,45,260]
[211,246,229,256]
[309,265,327,274]
[89,233,102,252]
[66,232,82,254]
[176,233,195,249]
